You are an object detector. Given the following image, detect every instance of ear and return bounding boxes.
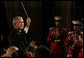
[14,23,18,28]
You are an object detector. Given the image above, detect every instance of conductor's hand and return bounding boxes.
[25,17,31,28]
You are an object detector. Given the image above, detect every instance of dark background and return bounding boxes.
[1,1,83,46]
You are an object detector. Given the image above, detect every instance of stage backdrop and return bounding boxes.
[2,1,83,45]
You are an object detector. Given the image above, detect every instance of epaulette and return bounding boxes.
[49,27,55,30]
[68,31,73,34]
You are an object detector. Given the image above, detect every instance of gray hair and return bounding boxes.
[6,46,19,56]
[13,16,22,26]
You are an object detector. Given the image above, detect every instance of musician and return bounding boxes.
[46,16,67,57]
[8,16,32,52]
[64,20,83,57]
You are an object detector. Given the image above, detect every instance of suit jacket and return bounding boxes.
[8,28,30,51]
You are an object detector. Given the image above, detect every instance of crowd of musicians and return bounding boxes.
[1,16,83,57]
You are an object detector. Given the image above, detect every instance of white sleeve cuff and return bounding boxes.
[24,27,29,34]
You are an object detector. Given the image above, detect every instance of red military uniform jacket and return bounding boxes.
[47,27,67,55]
[64,31,83,57]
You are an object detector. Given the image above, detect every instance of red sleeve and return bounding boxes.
[64,34,70,46]
[75,41,83,47]
[46,30,52,42]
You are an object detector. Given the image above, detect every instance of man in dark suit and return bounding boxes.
[8,16,32,52]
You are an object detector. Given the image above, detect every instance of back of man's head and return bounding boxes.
[6,46,19,57]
